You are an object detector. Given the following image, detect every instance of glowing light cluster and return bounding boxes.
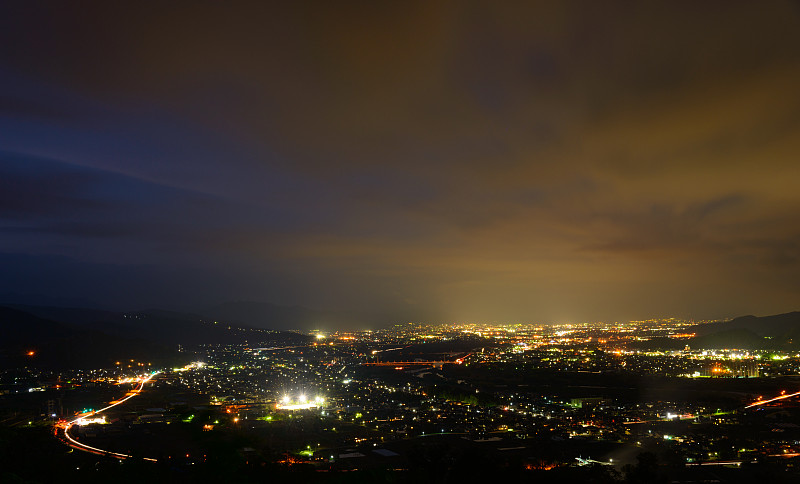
[276,395,325,410]
[173,362,205,372]
[117,375,149,384]
[75,416,107,426]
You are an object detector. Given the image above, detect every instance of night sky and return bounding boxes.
[1,2,799,324]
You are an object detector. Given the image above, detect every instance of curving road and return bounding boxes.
[745,389,800,409]
[60,371,160,462]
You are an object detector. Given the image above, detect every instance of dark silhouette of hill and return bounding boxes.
[691,328,769,350]
[690,311,800,338]
[8,304,311,344]
[0,306,172,368]
[0,306,73,344]
[632,311,800,350]
[0,305,312,368]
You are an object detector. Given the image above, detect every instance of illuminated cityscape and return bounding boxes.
[4,312,800,482]
[2,1,800,483]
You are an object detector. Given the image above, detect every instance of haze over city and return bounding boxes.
[2,2,800,325]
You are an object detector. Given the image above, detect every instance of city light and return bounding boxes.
[37,317,800,477]
[75,416,107,426]
[276,394,325,410]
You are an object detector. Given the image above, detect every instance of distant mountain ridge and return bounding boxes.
[0,306,171,368]
[677,311,800,350]
[691,311,800,337]
[0,305,312,368]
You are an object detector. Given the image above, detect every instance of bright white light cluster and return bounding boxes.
[75,416,107,426]
[117,375,149,384]
[276,395,325,410]
[173,362,204,372]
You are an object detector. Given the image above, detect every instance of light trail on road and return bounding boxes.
[686,460,754,466]
[61,371,160,462]
[745,389,800,409]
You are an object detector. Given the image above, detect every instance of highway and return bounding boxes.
[745,389,800,409]
[59,371,160,462]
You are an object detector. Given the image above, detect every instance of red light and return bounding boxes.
[27,351,35,356]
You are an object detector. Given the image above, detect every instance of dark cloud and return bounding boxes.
[0,2,798,323]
